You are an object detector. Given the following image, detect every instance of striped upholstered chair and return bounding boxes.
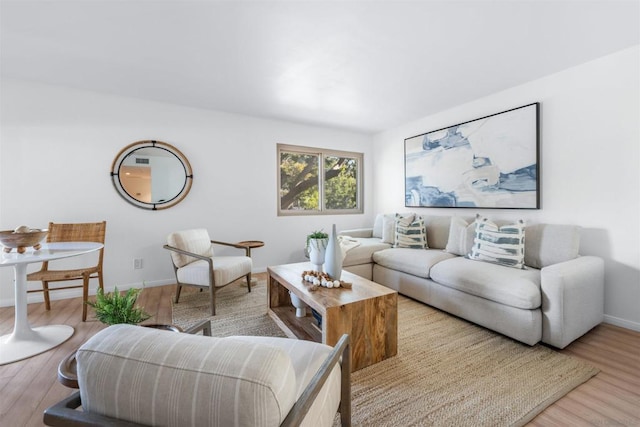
[163,228,252,315]
[43,324,351,427]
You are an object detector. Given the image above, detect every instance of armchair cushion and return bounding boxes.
[177,256,252,287]
[76,325,298,427]
[167,228,214,268]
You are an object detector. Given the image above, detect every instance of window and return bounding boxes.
[278,144,363,216]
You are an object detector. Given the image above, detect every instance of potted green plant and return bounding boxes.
[87,286,151,325]
[306,229,329,271]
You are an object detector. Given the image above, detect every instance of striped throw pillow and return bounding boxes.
[394,214,428,249]
[468,216,526,269]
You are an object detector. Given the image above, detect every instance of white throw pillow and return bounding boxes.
[467,215,526,269]
[445,216,476,256]
[381,215,397,244]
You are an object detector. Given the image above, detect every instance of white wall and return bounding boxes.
[0,79,374,305]
[372,46,640,330]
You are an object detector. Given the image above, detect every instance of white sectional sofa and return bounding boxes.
[339,214,604,349]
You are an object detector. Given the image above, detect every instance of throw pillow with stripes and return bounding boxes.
[394,214,428,249]
[468,215,526,269]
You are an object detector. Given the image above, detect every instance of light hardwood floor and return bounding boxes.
[1,276,639,426]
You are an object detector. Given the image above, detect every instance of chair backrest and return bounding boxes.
[46,221,106,267]
[167,228,214,268]
[47,222,106,244]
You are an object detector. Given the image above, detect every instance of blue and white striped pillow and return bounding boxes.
[468,216,525,269]
[394,214,428,249]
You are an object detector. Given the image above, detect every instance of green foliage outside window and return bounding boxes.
[280,152,319,210]
[325,156,357,209]
[278,145,362,214]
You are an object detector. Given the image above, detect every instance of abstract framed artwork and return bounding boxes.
[404,103,539,209]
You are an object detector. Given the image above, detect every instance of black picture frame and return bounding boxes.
[404,103,540,209]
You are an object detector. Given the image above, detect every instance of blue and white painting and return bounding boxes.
[404,103,539,209]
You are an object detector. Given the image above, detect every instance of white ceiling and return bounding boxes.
[1,1,638,134]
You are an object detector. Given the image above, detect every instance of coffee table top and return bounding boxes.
[268,262,396,312]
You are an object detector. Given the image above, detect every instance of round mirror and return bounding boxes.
[110,140,193,210]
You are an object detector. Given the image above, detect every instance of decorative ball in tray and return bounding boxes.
[301,270,352,291]
[0,226,48,253]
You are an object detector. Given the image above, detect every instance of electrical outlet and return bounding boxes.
[133,258,143,269]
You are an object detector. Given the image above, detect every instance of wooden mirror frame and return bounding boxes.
[110,140,193,210]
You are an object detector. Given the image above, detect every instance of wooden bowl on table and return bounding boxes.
[0,227,48,253]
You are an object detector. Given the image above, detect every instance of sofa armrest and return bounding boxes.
[338,228,373,238]
[541,256,604,349]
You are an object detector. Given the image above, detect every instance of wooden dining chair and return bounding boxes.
[27,221,106,321]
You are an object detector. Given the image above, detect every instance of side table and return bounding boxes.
[235,240,264,286]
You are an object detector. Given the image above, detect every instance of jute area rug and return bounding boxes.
[172,279,599,427]
[171,279,287,337]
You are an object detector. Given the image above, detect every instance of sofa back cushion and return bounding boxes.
[524,224,581,269]
[421,215,453,249]
[167,228,214,268]
[77,325,297,427]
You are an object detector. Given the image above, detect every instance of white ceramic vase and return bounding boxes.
[308,238,328,272]
[289,291,308,317]
[324,224,343,280]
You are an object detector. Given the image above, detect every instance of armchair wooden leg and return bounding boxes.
[246,273,252,292]
[210,288,216,316]
[82,274,90,322]
[175,285,182,303]
[340,339,352,427]
[43,281,51,311]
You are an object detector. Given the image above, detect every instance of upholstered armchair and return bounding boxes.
[43,325,351,427]
[164,228,252,315]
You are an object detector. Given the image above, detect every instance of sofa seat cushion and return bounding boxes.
[341,237,392,266]
[231,336,341,427]
[372,248,456,279]
[430,257,541,309]
[177,256,251,287]
[76,325,297,427]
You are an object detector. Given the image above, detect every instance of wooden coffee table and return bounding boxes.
[268,262,397,371]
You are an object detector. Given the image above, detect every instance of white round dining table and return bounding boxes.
[0,241,103,365]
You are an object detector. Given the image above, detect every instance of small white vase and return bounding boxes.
[324,224,343,280]
[308,238,328,272]
[289,291,308,317]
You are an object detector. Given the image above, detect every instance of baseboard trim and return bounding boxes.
[0,268,268,308]
[603,314,640,332]
[0,279,174,308]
